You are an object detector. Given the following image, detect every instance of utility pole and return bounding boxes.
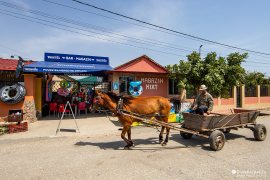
[11,55,24,78]
[199,45,203,56]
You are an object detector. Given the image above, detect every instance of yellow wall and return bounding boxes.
[34,78,42,113]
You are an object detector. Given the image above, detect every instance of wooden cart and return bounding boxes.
[181,109,267,151]
[119,108,267,151]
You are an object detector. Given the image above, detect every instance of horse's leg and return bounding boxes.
[127,126,134,147]
[162,127,171,146]
[159,126,165,144]
[121,125,133,148]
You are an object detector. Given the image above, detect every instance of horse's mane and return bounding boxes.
[105,91,133,105]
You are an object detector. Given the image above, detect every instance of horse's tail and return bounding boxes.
[158,97,171,116]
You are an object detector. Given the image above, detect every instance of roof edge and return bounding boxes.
[113,55,168,73]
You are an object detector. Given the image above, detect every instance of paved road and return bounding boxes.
[0,117,269,180]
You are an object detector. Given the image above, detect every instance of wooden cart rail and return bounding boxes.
[183,109,260,131]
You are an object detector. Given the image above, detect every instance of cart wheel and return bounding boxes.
[222,129,231,133]
[180,124,193,139]
[254,124,267,141]
[209,130,225,151]
[180,131,193,139]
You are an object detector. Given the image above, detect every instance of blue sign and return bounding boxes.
[113,82,119,90]
[129,81,143,97]
[23,61,112,74]
[44,52,109,65]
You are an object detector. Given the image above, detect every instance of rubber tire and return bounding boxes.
[0,84,26,104]
[180,124,193,139]
[180,131,193,139]
[254,124,267,141]
[209,130,225,151]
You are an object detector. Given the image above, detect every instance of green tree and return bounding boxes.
[244,71,268,86]
[166,52,248,98]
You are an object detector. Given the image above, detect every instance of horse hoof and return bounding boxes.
[124,145,132,150]
[161,142,167,146]
[129,141,135,147]
[159,140,163,144]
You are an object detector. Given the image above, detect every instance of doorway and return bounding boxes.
[119,76,134,95]
[236,86,242,108]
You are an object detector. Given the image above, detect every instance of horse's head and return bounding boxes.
[93,90,119,108]
[93,90,103,106]
[93,90,111,107]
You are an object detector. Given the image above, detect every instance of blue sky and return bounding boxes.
[0,0,270,75]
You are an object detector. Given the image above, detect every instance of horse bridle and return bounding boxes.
[93,93,122,114]
[93,92,107,105]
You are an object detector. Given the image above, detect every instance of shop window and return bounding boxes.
[0,71,24,88]
[245,85,257,97]
[260,85,269,97]
[169,79,179,95]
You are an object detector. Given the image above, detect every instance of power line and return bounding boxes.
[1,1,269,67]
[2,8,270,66]
[11,2,270,62]
[40,0,201,43]
[0,10,188,58]
[71,0,270,56]
[0,44,27,56]
[40,0,270,59]
[38,0,243,54]
[1,12,269,70]
[0,1,199,54]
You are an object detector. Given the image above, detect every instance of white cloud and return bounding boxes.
[19,28,124,60]
[11,0,30,10]
[1,0,186,61]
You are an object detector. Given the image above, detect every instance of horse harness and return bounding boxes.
[116,96,124,114]
[94,94,124,115]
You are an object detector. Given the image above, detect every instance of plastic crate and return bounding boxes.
[8,109,23,122]
[8,122,28,134]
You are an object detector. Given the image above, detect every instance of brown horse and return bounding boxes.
[94,91,171,149]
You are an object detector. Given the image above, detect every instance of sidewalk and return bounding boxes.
[0,114,121,140]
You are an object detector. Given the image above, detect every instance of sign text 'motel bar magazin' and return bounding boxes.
[44,52,109,65]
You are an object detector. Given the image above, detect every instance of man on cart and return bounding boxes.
[192,85,214,115]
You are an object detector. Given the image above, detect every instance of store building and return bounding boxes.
[109,55,168,97]
[0,53,112,120]
[1,54,270,121]
[0,58,38,121]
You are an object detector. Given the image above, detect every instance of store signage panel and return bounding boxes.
[141,77,165,90]
[44,52,109,65]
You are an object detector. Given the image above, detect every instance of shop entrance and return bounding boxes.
[42,78,111,117]
[119,76,134,95]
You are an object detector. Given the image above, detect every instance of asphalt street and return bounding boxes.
[0,116,269,180]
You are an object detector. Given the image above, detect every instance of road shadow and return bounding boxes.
[170,133,210,151]
[109,119,122,127]
[74,137,190,152]
[225,132,257,141]
[74,130,258,151]
[170,131,257,151]
[39,113,109,121]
